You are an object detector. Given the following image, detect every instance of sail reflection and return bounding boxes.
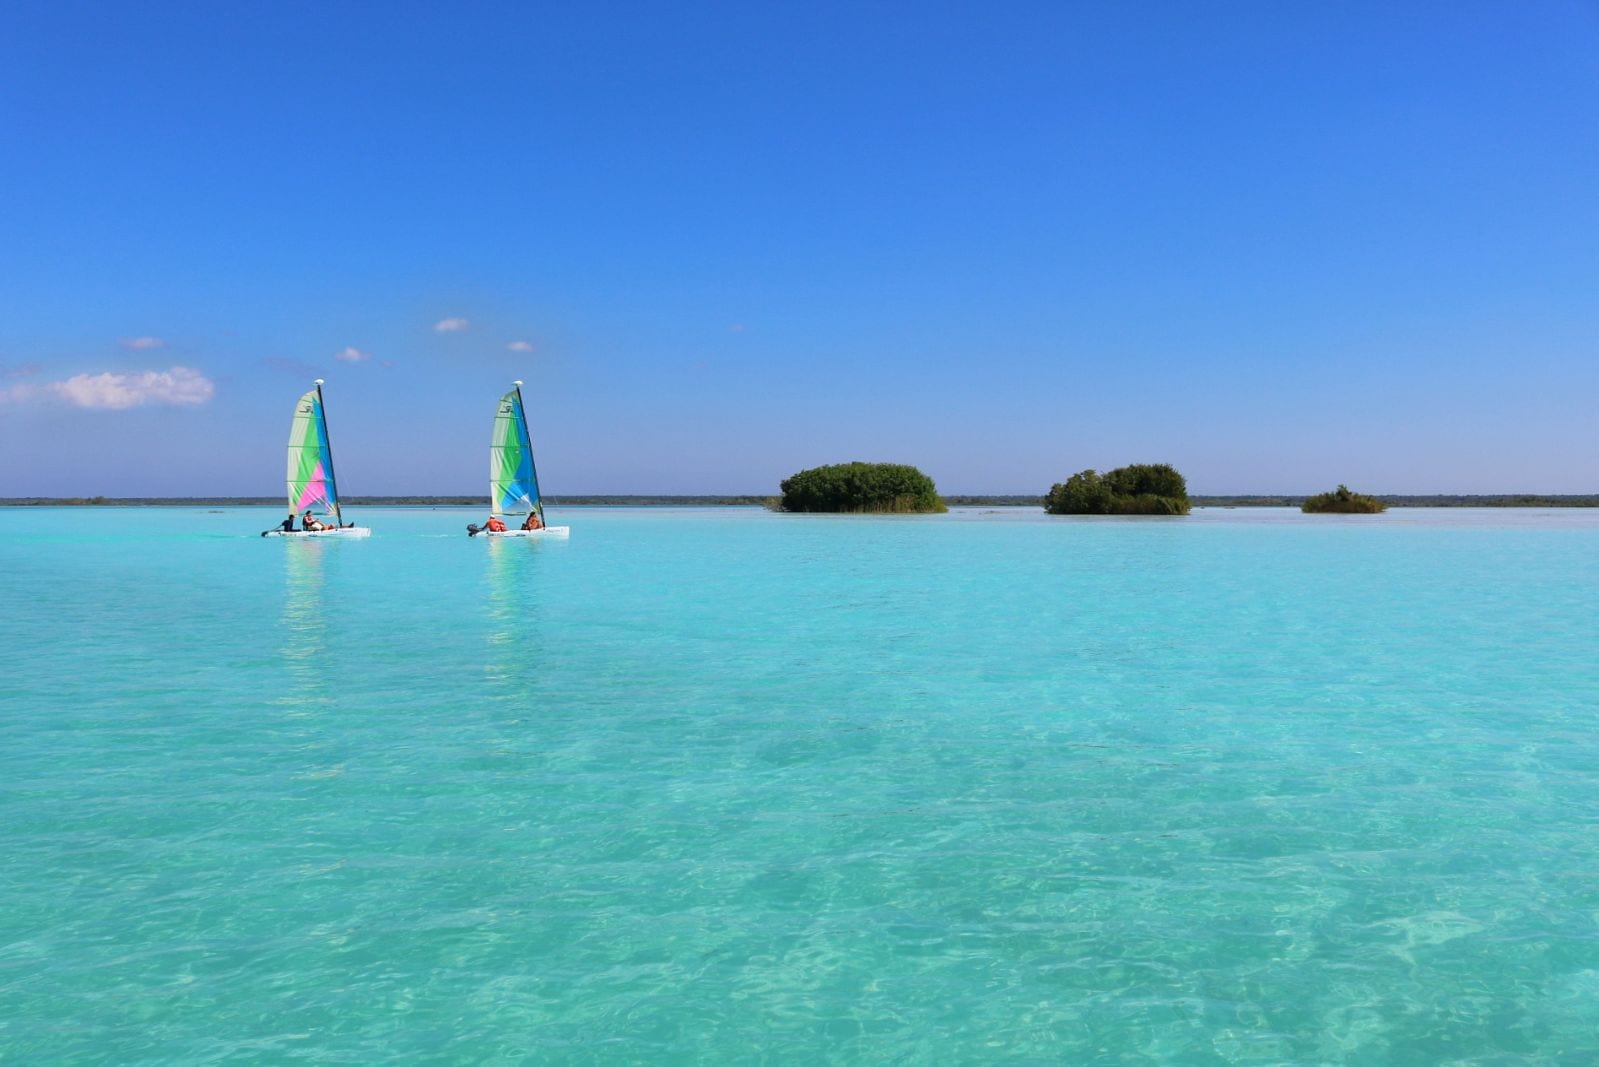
[485,536,513,644]
[482,537,543,705]
[278,538,331,710]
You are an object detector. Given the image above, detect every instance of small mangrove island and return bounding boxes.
[1045,463,1191,515]
[778,462,946,513]
[1302,485,1387,514]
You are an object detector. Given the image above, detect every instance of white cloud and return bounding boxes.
[728,322,746,334]
[434,317,470,333]
[119,336,167,350]
[335,346,370,362]
[507,340,534,352]
[0,366,217,409]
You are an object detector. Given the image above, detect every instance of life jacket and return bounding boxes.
[486,517,507,532]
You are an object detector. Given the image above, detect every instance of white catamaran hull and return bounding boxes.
[471,526,570,539]
[264,526,372,538]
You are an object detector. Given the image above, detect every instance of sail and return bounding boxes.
[286,385,342,525]
[490,385,543,521]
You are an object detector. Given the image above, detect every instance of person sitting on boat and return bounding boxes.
[262,513,296,536]
[484,515,507,533]
[520,512,543,531]
[302,509,330,532]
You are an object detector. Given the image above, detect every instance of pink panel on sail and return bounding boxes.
[295,462,328,511]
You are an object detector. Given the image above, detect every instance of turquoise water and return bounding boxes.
[3,506,1599,1063]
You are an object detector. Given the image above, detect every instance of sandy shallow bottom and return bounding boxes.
[3,505,1597,1062]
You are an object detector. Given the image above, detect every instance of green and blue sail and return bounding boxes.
[286,384,342,525]
[490,384,544,522]
[284,382,542,525]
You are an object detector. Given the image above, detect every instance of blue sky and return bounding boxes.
[2,1,1597,495]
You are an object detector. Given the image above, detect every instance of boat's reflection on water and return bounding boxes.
[485,536,515,649]
[482,537,545,703]
[278,537,331,711]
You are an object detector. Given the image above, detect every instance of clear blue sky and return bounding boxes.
[3,1,1597,496]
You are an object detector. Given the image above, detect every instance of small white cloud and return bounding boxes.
[1,366,216,409]
[507,340,534,352]
[335,346,370,363]
[119,336,167,350]
[434,317,470,333]
[728,322,746,334]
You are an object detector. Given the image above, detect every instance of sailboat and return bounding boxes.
[467,380,569,538]
[262,379,371,538]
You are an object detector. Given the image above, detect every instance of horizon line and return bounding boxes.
[5,492,1598,506]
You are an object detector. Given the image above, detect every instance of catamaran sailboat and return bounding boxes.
[262,379,371,538]
[467,381,569,538]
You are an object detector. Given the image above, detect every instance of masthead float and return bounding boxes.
[262,379,371,537]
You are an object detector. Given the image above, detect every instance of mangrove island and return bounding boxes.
[1045,463,1191,515]
[1301,485,1387,514]
[778,462,947,513]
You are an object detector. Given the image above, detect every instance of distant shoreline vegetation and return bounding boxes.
[1045,464,1191,515]
[0,495,775,507]
[777,462,947,513]
[4,494,1599,508]
[1194,495,1599,508]
[1301,485,1387,514]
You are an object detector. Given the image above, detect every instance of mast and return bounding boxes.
[315,379,343,526]
[514,380,545,526]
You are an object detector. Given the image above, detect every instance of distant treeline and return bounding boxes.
[0,495,776,507]
[1190,495,1599,508]
[5,493,1598,508]
[895,493,1599,508]
[942,495,1047,507]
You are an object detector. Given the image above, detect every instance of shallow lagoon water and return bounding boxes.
[3,505,1598,1063]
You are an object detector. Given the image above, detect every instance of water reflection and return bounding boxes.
[482,537,544,702]
[279,538,330,710]
[485,536,515,651]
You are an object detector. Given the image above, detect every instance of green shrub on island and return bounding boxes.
[778,462,947,513]
[1044,463,1191,515]
[1302,485,1386,514]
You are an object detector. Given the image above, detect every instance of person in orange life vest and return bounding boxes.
[520,512,543,531]
[484,515,508,533]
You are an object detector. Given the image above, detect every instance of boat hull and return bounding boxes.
[263,526,372,538]
[469,526,570,539]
